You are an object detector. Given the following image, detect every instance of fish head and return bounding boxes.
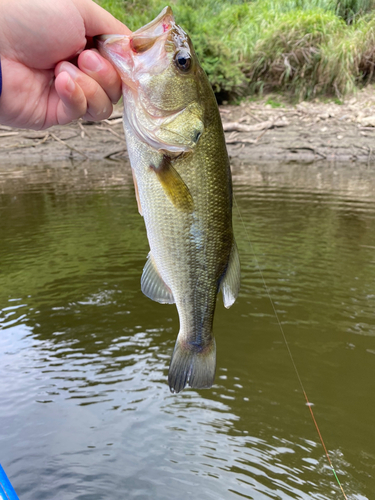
[97,7,206,153]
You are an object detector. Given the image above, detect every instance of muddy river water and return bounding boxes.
[0,161,374,499]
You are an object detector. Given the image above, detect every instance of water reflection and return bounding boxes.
[1,162,374,499]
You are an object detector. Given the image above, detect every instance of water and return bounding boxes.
[0,161,374,499]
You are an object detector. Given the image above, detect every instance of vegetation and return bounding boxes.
[96,0,375,100]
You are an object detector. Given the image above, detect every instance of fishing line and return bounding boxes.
[233,193,348,500]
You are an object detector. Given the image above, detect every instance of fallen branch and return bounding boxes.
[255,127,270,142]
[225,133,256,144]
[0,142,33,150]
[239,113,263,123]
[103,117,123,126]
[106,111,123,120]
[103,148,127,159]
[50,132,89,159]
[22,133,49,140]
[353,144,371,152]
[222,119,289,133]
[286,146,326,159]
[0,132,19,138]
[0,133,49,150]
[78,121,89,139]
[95,126,124,140]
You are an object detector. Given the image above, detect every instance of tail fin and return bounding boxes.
[168,336,216,393]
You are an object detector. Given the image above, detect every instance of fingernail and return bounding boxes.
[60,62,79,79]
[81,51,103,72]
[65,74,75,93]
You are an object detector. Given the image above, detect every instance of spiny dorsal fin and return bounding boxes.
[221,241,241,308]
[141,253,175,304]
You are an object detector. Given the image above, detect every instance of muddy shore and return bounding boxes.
[2,87,375,166]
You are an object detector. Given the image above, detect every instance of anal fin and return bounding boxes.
[221,241,241,308]
[141,252,175,304]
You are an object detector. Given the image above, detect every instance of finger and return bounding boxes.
[77,50,122,103]
[55,61,113,121]
[76,0,132,37]
[54,70,87,125]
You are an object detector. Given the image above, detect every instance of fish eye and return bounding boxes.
[174,51,191,72]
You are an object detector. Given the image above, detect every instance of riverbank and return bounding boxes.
[97,0,375,100]
[2,87,375,166]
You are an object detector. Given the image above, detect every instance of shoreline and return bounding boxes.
[2,88,375,166]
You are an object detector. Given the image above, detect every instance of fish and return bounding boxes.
[97,6,240,393]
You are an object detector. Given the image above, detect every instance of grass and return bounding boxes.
[265,97,285,108]
[96,0,375,101]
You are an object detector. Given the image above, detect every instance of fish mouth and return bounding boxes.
[95,33,135,89]
[95,6,175,88]
[133,6,174,37]
[95,6,174,48]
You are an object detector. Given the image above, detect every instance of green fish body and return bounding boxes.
[98,7,240,393]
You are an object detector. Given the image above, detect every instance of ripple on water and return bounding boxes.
[0,164,374,499]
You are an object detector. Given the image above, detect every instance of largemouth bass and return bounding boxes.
[97,6,240,393]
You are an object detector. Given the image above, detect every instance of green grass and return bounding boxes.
[96,0,375,101]
[265,97,285,108]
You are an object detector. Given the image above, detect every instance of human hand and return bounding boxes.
[0,0,131,130]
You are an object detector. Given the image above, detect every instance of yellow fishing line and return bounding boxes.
[234,193,349,500]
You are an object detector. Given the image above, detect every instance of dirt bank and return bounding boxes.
[2,87,375,166]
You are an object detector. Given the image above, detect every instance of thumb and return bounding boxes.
[75,0,132,36]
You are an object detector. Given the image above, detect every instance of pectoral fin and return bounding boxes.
[151,156,194,213]
[141,252,175,304]
[221,241,241,308]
